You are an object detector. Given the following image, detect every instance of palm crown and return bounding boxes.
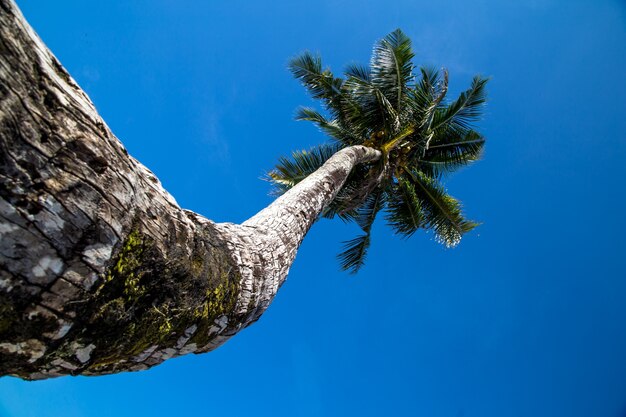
[269,29,488,273]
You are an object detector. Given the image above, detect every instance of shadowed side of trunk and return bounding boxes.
[0,0,380,380]
[0,0,245,379]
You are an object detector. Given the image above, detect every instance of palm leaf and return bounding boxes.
[419,130,485,177]
[344,63,372,82]
[322,167,366,221]
[267,143,341,195]
[322,164,375,221]
[354,187,386,231]
[288,52,345,111]
[343,74,398,135]
[344,72,400,137]
[337,234,371,274]
[432,75,488,132]
[370,29,415,111]
[422,69,449,129]
[404,169,477,247]
[415,66,442,105]
[407,67,449,152]
[295,107,357,145]
[335,188,385,273]
[385,178,424,237]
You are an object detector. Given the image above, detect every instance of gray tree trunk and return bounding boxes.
[0,0,380,379]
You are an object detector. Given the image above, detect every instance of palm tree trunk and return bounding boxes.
[223,145,380,327]
[0,0,380,379]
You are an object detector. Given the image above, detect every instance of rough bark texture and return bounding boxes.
[0,0,380,380]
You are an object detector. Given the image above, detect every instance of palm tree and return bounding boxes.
[0,0,486,380]
[269,29,488,272]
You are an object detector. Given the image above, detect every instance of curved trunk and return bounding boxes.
[0,0,380,380]
[223,144,380,328]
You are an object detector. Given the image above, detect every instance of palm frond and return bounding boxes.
[432,75,488,132]
[370,29,415,112]
[423,69,449,128]
[345,63,371,82]
[354,187,386,231]
[322,167,365,220]
[290,52,374,138]
[404,169,477,247]
[322,204,359,222]
[288,52,344,110]
[295,107,357,145]
[322,164,375,221]
[407,67,449,153]
[337,234,371,274]
[335,188,385,273]
[385,178,424,237]
[419,130,485,177]
[412,70,448,154]
[415,66,442,104]
[343,74,399,135]
[267,143,341,195]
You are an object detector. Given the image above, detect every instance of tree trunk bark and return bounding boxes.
[0,0,380,380]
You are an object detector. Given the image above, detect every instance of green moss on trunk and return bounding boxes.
[73,226,240,374]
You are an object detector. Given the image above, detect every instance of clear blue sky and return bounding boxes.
[2,1,626,416]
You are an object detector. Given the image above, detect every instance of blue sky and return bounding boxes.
[1,1,626,416]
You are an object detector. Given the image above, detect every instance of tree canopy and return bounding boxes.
[269,29,488,272]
